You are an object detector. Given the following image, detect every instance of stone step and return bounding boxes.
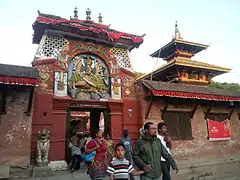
[9,166,32,179]
[0,165,9,180]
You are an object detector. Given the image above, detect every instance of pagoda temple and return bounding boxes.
[31,7,144,162]
[144,21,230,85]
[135,22,240,166]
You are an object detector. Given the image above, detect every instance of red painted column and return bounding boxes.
[108,100,124,142]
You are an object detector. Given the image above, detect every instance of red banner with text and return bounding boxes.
[207,119,231,141]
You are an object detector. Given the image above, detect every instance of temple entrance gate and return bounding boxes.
[65,103,110,163]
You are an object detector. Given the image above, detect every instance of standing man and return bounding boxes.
[70,132,81,172]
[157,123,172,180]
[120,130,133,164]
[133,122,178,180]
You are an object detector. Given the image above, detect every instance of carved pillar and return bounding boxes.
[109,100,124,141]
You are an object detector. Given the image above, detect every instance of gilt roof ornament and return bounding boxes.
[98,13,103,23]
[175,21,182,39]
[86,8,91,20]
[74,7,78,19]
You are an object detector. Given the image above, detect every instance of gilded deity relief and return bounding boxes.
[54,71,68,96]
[111,77,122,99]
[68,54,110,100]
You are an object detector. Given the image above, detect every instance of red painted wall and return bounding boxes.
[31,41,143,161]
[31,92,66,161]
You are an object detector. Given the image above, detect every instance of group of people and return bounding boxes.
[70,122,178,180]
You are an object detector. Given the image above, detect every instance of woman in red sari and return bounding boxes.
[86,129,107,180]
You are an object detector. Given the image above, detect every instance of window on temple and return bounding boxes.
[163,111,193,140]
[205,113,229,122]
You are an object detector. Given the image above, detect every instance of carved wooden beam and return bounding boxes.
[145,97,153,120]
[24,87,34,116]
[204,102,214,119]
[228,106,235,120]
[190,104,198,119]
[161,99,170,120]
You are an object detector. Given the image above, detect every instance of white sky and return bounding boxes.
[0,0,239,83]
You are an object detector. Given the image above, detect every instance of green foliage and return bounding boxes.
[209,81,240,91]
[135,71,146,78]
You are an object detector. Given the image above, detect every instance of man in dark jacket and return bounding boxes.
[133,122,178,180]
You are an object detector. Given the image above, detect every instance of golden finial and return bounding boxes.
[98,13,103,23]
[74,7,78,19]
[175,21,182,39]
[86,8,91,20]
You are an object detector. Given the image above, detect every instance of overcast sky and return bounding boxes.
[0,0,239,83]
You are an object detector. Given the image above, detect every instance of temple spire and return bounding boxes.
[86,8,91,20]
[174,21,182,39]
[74,7,78,19]
[98,13,103,23]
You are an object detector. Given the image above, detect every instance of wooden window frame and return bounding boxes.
[162,111,193,141]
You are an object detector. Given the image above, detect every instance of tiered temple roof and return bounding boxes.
[138,21,230,85]
[32,8,145,51]
[137,22,239,102]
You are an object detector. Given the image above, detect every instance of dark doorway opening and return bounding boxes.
[65,108,110,163]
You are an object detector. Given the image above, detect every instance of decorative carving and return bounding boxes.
[124,77,132,96]
[37,36,68,58]
[37,65,50,89]
[68,54,110,100]
[54,72,68,96]
[36,129,51,166]
[111,77,121,99]
[199,73,207,81]
[110,47,131,69]
[189,71,198,80]
[109,60,119,74]
[74,42,110,61]
[57,44,70,68]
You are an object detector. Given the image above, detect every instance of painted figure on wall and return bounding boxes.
[124,77,132,96]
[111,77,121,99]
[57,44,70,68]
[54,71,68,96]
[68,54,110,100]
[112,77,121,95]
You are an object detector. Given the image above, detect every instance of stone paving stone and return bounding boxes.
[0,165,9,180]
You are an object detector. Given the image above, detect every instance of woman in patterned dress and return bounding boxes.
[105,134,115,165]
[86,129,107,180]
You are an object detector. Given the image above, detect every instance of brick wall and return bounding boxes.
[0,86,32,167]
[137,94,240,162]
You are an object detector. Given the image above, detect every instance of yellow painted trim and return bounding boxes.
[174,39,209,48]
[175,61,231,72]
